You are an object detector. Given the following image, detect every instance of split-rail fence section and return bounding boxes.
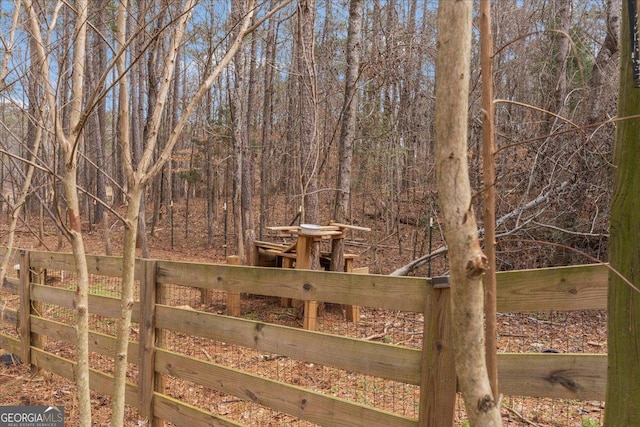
[0,248,607,426]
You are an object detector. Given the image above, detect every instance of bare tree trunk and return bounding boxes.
[202,31,215,247]
[112,82,124,201]
[586,0,619,125]
[112,2,255,424]
[434,1,502,425]
[298,0,320,268]
[545,0,571,132]
[0,0,19,92]
[480,0,498,400]
[103,211,112,255]
[331,0,364,272]
[90,1,107,227]
[25,0,93,425]
[243,12,258,264]
[111,183,142,426]
[284,35,300,213]
[231,0,250,263]
[260,4,277,239]
[0,3,40,288]
[61,163,92,427]
[206,139,214,246]
[110,2,134,425]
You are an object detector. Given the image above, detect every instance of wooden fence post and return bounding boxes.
[226,255,241,316]
[139,259,161,425]
[30,265,46,374]
[17,249,43,373]
[154,265,168,427]
[18,250,32,365]
[419,276,456,426]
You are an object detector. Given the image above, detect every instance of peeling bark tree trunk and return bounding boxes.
[434,1,502,426]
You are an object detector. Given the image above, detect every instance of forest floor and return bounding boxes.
[0,198,607,426]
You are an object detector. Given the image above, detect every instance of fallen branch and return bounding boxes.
[490,180,568,232]
[391,181,570,276]
[531,221,609,238]
[390,245,448,276]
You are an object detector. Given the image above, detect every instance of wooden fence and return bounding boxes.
[0,248,608,426]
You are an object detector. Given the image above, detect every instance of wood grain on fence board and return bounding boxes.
[498,353,606,401]
[31,346,143,421]
[30,316,139,361]
[0,334,20,355]
[0,248,613,425]
[31,347,139,403]
[154,394,243,427]
[156,304,421,385]
[496,264,608,312]
[156,260,427,312]
[2,276,18,293]
[29,251,136,278]
[30,284,141,321]
[24,250,610,313]
[0,307,17,327]
[155,349,418,427]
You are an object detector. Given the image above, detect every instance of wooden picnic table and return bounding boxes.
[256,222,370,330]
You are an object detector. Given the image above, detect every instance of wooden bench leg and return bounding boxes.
[344,261,364,322]
[304,301,318,330]
[345,305,360,323]
[281,257,294,308]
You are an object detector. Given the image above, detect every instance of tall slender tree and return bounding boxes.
[480,0,498,400]
[586,0,619,125]
[24,0,93,424]
[434,0,502,425]
[0,0,37,288]
[231,0,256,264]
[88,1,108,229]
[260,1,278,238]
[112,1,257,423]
[331,0,364,272]
[298,0,319,265]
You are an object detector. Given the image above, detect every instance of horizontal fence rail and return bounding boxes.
[0,248,609,426]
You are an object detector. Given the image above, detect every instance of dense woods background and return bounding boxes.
[0,0,618,274]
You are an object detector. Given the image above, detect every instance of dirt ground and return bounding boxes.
[0,198,607,426]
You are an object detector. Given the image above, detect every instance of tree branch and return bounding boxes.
[391,180,570,276]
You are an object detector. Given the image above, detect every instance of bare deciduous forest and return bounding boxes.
[0,0,617,274]
[0,0,622,426]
